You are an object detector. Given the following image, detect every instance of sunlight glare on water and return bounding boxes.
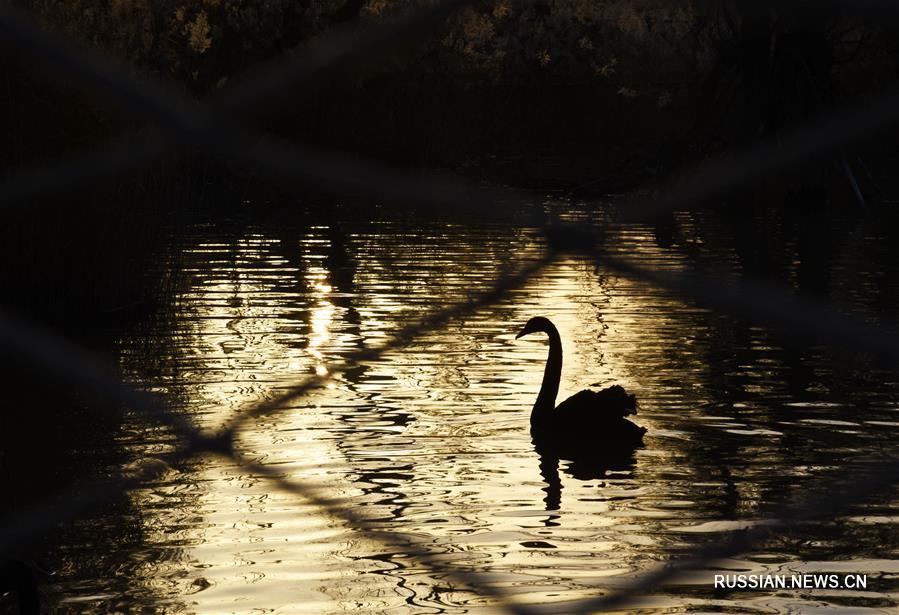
[48,207,899,613]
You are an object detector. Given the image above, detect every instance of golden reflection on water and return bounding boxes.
[303,229,336,378]
[100,216,899,614]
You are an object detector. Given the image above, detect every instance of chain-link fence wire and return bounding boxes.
[0,0,516,214]
[2,1,899,612]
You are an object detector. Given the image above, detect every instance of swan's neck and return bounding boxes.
[532,324,562,423]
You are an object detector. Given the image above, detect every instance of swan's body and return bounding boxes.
[516,317,646,450]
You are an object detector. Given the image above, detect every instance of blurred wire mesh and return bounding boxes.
[1,2,898,613]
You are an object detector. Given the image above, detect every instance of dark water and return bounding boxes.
[5,202,899,613]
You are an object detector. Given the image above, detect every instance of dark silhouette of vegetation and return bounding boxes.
[4,1,896,186]
[5,3,899,613]
[1,1,897,323]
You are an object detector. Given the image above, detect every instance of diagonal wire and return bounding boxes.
[4,1,899,610]
[5,0,899,221]
[620,80,899,222]
[221,252,553,435]
[220,129,511,211]
[4,0,899,218]
[2,443,534,615]
[220,223,899,613]
[483,234,899,611]
[0,0,472,128]
[598,253,899,365]
[587,251,899,606]
[234,454,539,615]
[0,441,527,615]
[0,135,167,208]
[212,0,471,120]
[0,2,479,209]
[561,455,899,614]
[0,253,552,600]
[0,6,207,139]
[545,222,899,367]
[4,0,899,222]
[0,449,191,558]
[0,306,195,436]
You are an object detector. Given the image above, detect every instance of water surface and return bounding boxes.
[23,204,899,613]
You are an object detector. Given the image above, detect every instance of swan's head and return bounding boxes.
[515,316,554,340]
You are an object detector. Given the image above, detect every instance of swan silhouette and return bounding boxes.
[516,316,646,452]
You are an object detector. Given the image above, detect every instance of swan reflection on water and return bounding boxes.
[516,316,645,509]
[536,446,638,511]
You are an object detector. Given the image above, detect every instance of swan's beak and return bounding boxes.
[515,328,527,339]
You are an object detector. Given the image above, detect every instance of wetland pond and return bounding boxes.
[9,202,899,613]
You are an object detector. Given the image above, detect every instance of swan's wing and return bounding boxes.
[555,385,637,421]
